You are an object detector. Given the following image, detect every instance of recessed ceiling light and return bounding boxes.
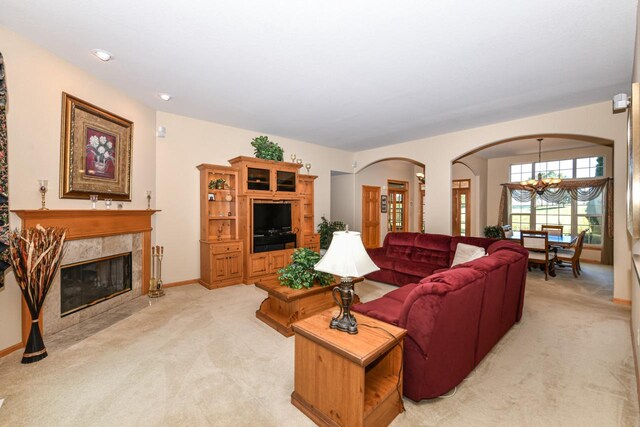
[91,49,113,62]
[158,93,172,101]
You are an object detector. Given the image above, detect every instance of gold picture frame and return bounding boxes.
[60,93,133,201]
[627,82,640,238]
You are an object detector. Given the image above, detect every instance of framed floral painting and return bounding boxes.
[60,93,133,200]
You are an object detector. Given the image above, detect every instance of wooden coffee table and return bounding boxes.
[291,309,407,427]
[255,277,362,337]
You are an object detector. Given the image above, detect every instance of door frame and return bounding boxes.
[387,180,409,233]
[452,179,471,236]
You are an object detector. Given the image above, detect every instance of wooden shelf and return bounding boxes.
[209,216,237,220]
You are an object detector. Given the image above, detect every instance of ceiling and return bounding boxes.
[471,137,610,159]
[0,0,637,151]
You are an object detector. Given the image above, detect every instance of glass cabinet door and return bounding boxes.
[247,167,270,191]
[276,170,296,192]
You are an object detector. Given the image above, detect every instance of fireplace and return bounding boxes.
[60,252,133,317]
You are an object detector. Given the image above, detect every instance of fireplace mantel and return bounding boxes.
[12,209,159,345]
[13,210,159,240]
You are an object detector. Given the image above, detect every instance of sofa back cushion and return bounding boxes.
[384,232,418,261]
[409,233,452,268]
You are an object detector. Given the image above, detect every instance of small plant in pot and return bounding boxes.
[208,178,227,190]
[483,225,503,239]
[317,216,346,251]
[251,135,284,161]
[278,248,334,289]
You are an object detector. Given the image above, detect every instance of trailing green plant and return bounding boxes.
[483,225,503,239]
[317,216,346,250]
[278,248,334,289]
[250,135,284,161]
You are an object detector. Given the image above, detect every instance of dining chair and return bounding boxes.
[541,224,563,236]
[520,230,557,281]
[556,230,587,278]
[500,225,513,239]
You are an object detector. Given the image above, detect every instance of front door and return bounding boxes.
[452,179,471,236]
[361,185,381,248]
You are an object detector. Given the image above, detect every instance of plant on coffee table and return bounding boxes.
[278,248,334,289]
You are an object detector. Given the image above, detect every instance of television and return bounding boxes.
[253,203,292,235]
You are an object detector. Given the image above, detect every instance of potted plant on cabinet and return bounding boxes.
[250,135,284,161]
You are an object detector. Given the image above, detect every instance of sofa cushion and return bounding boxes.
[352,297,403,326]
[393,260,441,279]
[450,243,486,267]
[385,282,419,303]
[368,254,395,270]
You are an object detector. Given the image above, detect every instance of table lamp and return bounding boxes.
[314,228,379,334]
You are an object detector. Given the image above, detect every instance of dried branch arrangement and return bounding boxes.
[9,225,66,363]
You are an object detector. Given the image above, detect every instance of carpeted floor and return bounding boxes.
[0,264,637,426]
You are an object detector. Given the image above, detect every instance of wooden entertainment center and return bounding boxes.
[198,157,320,289]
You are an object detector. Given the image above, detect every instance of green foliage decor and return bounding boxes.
[278,248,334,290]
[317,216,346,250]
[251,136,284,161]
[483,225,503,239]
[208,178,227,190]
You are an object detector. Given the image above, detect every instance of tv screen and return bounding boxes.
[253,203,292,234]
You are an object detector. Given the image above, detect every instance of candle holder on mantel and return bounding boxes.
[148,245,166,298]
[146,190,152,210]
[38,180,49,210]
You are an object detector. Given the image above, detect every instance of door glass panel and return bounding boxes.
[460,194,466,236]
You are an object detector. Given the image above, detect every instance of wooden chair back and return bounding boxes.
[501,225,513,239]
[520,230,549,253]
[541,224,563,236]
[572,230,587,260]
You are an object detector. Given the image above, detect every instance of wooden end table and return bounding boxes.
[255,277,362,337]
[291,309,407,427]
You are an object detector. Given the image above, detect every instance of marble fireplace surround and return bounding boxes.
[13,210,158,345]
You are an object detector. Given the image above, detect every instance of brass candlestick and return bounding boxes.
[38,180,49,210]
[148,245,166,298]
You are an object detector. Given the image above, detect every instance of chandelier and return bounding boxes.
[519,138,561,195]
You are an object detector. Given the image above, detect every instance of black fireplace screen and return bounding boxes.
[60,252,132,317]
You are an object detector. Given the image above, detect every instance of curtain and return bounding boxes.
[0,53,9,287]
[497,177,613,264]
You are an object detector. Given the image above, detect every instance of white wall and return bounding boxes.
[330,172,356,228]
[0,27,157,350]
[353,102,630,301]
[155,111,353,283]
[353,159,421,244]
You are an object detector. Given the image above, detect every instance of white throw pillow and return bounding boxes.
[451,243,486,267]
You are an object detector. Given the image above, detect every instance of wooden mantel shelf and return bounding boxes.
[12,209,160,240]
[13,209,160,346]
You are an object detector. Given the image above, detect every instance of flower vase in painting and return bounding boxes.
[85,129,116,179]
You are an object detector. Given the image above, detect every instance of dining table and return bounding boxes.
[508,231,578,248]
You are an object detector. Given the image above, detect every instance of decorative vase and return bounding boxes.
[9,226,66,364]
[22,319,47,363]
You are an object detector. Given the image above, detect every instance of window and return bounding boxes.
[508,156,604,245]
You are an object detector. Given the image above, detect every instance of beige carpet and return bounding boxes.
[0,264,637,426]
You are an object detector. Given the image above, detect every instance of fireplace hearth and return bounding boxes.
[61,252,132,317]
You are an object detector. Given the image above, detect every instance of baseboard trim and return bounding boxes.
[0,342,23,358]
[162,279,198,288]
[612,298,632,306]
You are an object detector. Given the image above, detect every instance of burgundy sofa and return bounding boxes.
[353,233,528,401]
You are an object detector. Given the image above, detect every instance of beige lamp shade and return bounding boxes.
[314,231,379,278]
